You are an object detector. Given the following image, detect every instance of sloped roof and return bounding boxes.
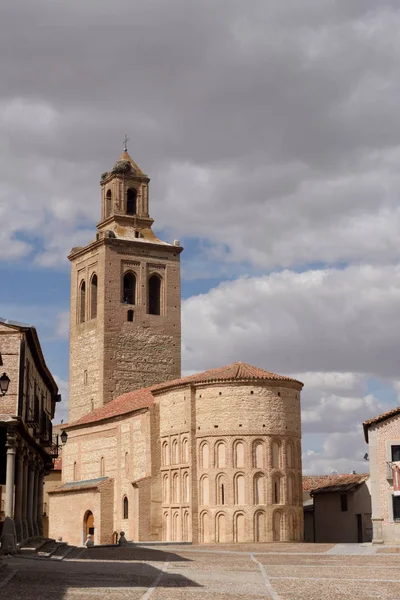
[0,317,58,398]
[151,362,303,393]
[304,473,369,495]
[49,476,111,494]
[67,362,301,429]
[363,406,400,442]
[115,150,144,175]
[68,388,154,429]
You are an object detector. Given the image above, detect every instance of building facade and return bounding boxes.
[303,474,371,543]
[49,363,304,546]
[364,408,400,543]
[0,318,59,548]
[49,150,304,545]
[68,150,182,423]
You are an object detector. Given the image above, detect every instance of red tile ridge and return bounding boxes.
[363,405,400,442]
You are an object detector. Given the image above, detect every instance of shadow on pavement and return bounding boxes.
[78,545,192,562]
[0,548,200,599]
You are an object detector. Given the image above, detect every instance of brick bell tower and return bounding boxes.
[68,144,183,423]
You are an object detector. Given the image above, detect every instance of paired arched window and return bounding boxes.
[172,472,179,503]
[127,188,137,215]
[105,189,112,217]
[200,475,209,505]
[123,272,136,305]
[79,281,86,323]
[234,441,245,468]
[90,274,98,319]
[273,475,282,504]
[286,441,294,469]
[162,441,169,466]
[123,496,129,519]
[272,440,281,469]
[216,474,227,505]
[163,474,169,504]
[182,472,189,503]
[215,442,226,468]
[182,438,189,463]
[148,274,161,315]
[172,439,179,464]
[200,442,209,469]
[253,441,264,468]
[253,473,266,505]
[234,473,245,505]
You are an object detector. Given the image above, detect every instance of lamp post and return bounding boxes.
[0,372,10,396]
[60,429,68,445]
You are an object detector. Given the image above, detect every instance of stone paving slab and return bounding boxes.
[1,543,400,599]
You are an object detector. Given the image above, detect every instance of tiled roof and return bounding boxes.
[117,150,144,175]
[363,406,400,442]
[49,476,110,494]
[68,388,154,429]
[303,474,369,495]
[67,362,301,429]
[151,362,303,393]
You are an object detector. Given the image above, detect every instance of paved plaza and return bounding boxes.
[1,543,400,599]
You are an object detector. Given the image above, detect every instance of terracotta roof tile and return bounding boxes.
[118,151,144,175]
[303,473,369,494]
[68,388,154,429]
[67,362,301,429]
[49,476,111,494]
[151,362,303,393]
[363,406,400,442]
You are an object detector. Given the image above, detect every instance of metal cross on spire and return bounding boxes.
[123,134,129,152]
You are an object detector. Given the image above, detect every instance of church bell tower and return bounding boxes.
[68,146,182,423]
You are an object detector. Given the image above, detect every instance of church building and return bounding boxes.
[49,150,304,545]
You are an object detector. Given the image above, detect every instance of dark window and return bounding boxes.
[105,189,112,217]
[123,496,129,519]
[127,310,134,322]
[392,446,400,462]
[90,274,98,319]
[393,496,400,521]
[123,272,136,305]
[127,188,137,215]
[148,275,161,315]
[221,484,225,505]
[340,494,348,512]
[274,481,279,504]
[79,281,86,323]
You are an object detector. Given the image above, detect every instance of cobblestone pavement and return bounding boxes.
[1,543,400,599]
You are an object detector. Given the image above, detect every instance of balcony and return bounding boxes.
[25,395,39,426]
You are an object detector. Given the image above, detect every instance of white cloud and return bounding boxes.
[182,264,400,378]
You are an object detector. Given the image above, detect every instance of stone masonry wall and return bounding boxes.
[0,324,20,415]
[156,380,303,544]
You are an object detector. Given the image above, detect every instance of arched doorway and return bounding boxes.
[84,510,95,541]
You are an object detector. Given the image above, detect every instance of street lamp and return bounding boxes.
[60,429,68,445]
[0,372,10,396]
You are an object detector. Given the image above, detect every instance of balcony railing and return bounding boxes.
[25,395,39,426]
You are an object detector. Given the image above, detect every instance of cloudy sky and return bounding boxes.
[2,0,400,474]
